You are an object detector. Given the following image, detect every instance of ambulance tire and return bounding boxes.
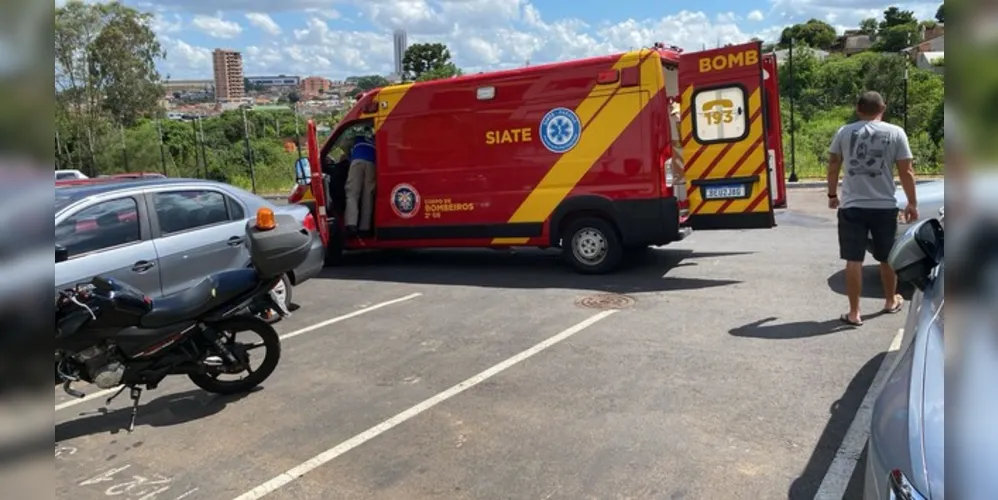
[561,217,624,274]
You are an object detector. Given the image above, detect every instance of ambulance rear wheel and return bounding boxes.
[561,217,623,274]
[323,233,344,266]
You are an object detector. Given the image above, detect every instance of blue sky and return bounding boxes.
[57,0,942,80]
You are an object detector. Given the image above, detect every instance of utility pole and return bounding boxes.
[120,123,130,172]
[55,129,63,170]
[242,107,257,193]
[293,103,303,160]
[189,118,201,178]
[903,32,910,133]
[198,117,209,177]
[156,118,168,175]
[788,37,798,182]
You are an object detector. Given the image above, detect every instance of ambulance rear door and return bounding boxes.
[678,41,775,230]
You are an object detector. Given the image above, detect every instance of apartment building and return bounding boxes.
[212,49,245,102]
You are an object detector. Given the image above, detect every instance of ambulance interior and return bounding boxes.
[319,119,375,217]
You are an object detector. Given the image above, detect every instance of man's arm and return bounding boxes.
[895,131,917,209]
[827,129,843,197]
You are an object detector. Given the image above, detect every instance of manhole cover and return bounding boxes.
[575,293,635,310]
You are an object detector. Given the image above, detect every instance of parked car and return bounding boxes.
[867,179,944,256]
[864,216,944,500]
[55,178,325,314]
[55,169,88,181]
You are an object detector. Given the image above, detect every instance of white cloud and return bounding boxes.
[245,12,282,35]
[191,12,243,39]
[158,35,213,80]
[151,0,933,79]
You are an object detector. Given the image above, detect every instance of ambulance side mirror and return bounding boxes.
[294,158,310,185]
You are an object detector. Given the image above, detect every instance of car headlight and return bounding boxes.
[889,469,927,500]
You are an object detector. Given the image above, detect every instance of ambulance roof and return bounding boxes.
[372,47,681,94]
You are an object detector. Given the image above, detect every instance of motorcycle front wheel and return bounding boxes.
[188,315,281,395]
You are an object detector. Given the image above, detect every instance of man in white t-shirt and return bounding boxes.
[827,91,919,326]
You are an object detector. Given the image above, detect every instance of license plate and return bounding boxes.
[704,184,746,200]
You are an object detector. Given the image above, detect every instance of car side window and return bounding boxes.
[55,198,141,258]
[153,190,231,234]
[227,196,245,220]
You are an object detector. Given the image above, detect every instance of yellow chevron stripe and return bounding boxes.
[365,83,414,132]
[689,88,770,216]
[490,51,660,245]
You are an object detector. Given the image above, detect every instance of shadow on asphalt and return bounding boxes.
[787,352,886,500]
[318,248,751,293]
[729,317,858,339]
[827,265,915,301]
[55,388,258,442]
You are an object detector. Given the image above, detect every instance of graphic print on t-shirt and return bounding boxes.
[846,128,892,178]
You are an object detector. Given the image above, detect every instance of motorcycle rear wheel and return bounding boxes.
[188,316,281,395]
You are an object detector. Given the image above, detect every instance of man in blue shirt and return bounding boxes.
[344,130,376,235]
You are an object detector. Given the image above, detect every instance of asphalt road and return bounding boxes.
[55,189,905,500]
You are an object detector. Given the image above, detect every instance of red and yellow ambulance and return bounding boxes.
[289,40,788,274]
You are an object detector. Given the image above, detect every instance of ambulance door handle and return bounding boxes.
[736,107,743,115]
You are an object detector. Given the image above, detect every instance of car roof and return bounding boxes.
[56,178,249,213]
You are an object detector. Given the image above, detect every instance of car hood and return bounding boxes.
[894,179,944,209]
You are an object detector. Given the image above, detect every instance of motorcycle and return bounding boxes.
[55,207,312,432]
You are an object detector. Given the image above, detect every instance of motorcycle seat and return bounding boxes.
[140,269,261,328]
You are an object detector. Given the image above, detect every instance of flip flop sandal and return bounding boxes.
[883,296,905,314]
[840,313,864,326]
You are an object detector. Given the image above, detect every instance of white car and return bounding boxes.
[55,169,88,181]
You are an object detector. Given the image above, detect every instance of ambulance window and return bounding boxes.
[692,86,748,144]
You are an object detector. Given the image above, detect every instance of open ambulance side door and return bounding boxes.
[678,41,776,230]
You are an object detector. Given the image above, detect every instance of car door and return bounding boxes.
[55,195,162,296]
[148,187,250,297]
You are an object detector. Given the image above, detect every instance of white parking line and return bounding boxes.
[814,327,905,500]
[54,293,423,412]
[232,309,619,500]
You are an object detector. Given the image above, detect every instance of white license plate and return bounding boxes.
[704,185,746,200]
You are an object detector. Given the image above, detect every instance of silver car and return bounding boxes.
[55,178,325,310]
[867,179,944,256]
[864,217,944,500]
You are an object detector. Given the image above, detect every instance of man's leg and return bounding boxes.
[359,160,376,232]
[838,208,868,323]
[344,160,363,232]
[871,208,902,311]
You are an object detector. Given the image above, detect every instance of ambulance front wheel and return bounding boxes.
[561,217,623,274]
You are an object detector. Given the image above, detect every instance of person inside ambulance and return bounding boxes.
[344,128,376,236]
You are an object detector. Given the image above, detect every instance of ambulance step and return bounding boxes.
[677,227,693,241]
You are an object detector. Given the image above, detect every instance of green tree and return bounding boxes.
[859,18,879,36]
[880,7,917,30]
[935,3,944,23]
[778,19,837,50]
[354,75,391,92]
[55,1,165,174]
[873,24,920,52]
[415,62,463,82]
[402,42,455,81]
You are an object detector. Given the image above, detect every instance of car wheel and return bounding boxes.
[561,217,623,274]
[260,274,292,323]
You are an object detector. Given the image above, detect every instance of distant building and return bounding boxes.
[393,29,408,78]
[771,47,829,63]
[163,79,214,94]
[829,34,873,56]
[300,76,333,97]
[212,49,245,102]
[246,75,301,89]
[916,51,944,73]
